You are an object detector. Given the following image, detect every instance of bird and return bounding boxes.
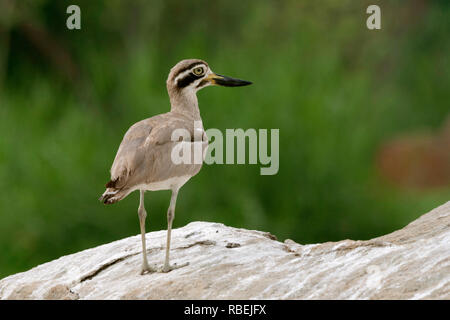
[99,59,252,274]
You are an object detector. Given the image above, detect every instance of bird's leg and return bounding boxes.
[138,190,156,274]
[161,189,189,272]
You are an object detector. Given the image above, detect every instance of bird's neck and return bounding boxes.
[169,90,201,121]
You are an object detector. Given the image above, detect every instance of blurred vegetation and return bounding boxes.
[0,0,449,278]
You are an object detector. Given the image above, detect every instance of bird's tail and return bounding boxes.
[99,188,122,204]
[99,179,128,204]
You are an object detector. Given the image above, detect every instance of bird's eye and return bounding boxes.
[192,67,204,76]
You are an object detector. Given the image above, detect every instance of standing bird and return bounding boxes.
[99,59,252,274]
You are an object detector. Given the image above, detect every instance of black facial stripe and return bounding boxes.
[196,79,208,88]
[174,62,206,79]
[177,73,202,88]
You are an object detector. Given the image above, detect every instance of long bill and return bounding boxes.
[207,73,252,87]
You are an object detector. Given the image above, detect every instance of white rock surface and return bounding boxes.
[1,201,449,300]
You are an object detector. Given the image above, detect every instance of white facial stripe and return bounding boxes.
[174,69,194,83]
[174,66,212,90]
[174,65,208,82]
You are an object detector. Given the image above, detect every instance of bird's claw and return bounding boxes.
[140,264,158,275]
[160,261,189,273]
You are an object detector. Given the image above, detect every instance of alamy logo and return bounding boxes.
[66,5,81,30]
[171,121,279,176]
[366,5,381,30]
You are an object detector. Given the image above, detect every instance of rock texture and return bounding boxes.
[1,201,449,300]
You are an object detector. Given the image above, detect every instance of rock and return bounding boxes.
[0,202,449,300]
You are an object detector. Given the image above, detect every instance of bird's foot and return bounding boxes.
[140,264,158,275]
[160,261,189,273]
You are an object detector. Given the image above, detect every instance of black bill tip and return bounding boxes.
[214,74,252,87]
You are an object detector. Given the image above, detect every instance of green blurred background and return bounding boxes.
[0,0,449,278]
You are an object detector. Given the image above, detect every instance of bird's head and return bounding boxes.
[167,59,252,96]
